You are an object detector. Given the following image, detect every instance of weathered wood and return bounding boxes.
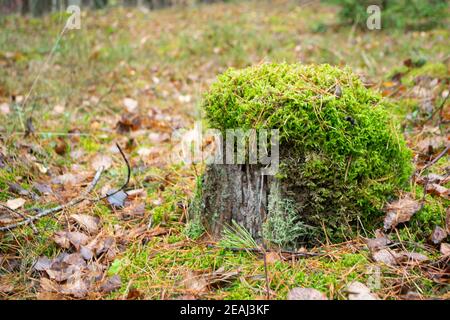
[201,163,275,241]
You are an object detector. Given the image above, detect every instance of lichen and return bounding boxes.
[202,63,413,242]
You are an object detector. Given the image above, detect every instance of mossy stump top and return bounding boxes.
[198,63,413,245]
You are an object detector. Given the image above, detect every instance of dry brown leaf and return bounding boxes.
[383,196,421,230]
[346,281,378,300]
[70,214,100,234]
[430,226,448,245]
[426,184,449,199]
[91,154,113,171]
[5,197,26,210]
[182,270,209,295]
[33,256,52,271]
[51,172,88,185]
[398,252,429,264]
[60,275,89,298]
[265,251,281,265]
[120,202,145,220]
[372,248,398,266]
[287,287,328,300]
[123,98,138,113]
[40,277,59,293]
[99,275,122,293]
[0,282,14,294]
[366,232,391,252]
[416,136,446,155]
[440,243,450,256]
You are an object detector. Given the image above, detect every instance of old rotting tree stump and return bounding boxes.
[194,63,413,246]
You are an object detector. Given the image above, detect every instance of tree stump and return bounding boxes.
[193,63,413,246]
[200,164,272,241]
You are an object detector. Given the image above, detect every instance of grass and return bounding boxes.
[0,0,449,300]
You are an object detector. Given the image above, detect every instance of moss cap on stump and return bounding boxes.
[201,63,413,243]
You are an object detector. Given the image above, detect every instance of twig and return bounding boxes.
[427,88,449,122]
[92,143,131,202]
[0,142,131,232]
[0,167,104,232]
[0,203,38,233]
[420,144,449,174]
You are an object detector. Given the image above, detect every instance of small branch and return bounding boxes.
[427,88,449,123]
[92,143,131,202]
[0,167,104,232]
[420,144,449,174]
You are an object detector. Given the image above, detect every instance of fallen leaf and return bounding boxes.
[5,198,26,210]
[70,214,100,234]
[398,252,429,264]
[54,231,89,250]
[182,270,209,294]
[123,98,138,113]
[440,243,450,256]
[372,248,398,266]
[107,190,128,209]
[126,287,143,300]
[51,173,87,185]
[417,173,449,185]
[265,252,281,265]
[33,256,53,271]
[99,275,122,293]
[8,183,39,200]
[287,287,328,300]
[426,184,449,199]
[0,282,14,294]
[346,281,378,300]
[91,154,113,171]
[0,102,10,115]
[60,274,89,298]
[33,183,52,195]
[366,232,391,252]
[416,136,446,155]
[383,196,421,230]
[430,226,448,245]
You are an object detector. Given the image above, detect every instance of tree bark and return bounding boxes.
[200,164,276,241]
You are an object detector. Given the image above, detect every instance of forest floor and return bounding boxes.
[0,0,449,300]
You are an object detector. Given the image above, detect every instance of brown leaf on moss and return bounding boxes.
[383,196,421,230]
[431,226,448,245]
[372,248,398,266]
[287,287,328,300]
[346,281,378,300]
[416,136,447,156]
[70,214,100,234]
[440,243,450,256]
[426,184,449,199]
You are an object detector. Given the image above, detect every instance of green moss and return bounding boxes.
[203,63,413,242]
[401,62,449,86]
